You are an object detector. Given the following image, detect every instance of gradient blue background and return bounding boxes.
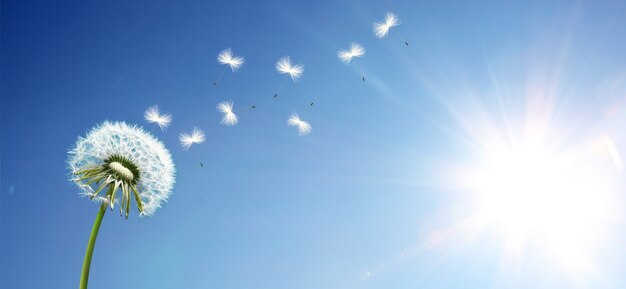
[2,1,626,289]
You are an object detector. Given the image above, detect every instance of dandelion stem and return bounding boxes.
[213,67,228,86]
[390,30,408,46]
[274,75,288,98]
[79,203,107,289]
[192,148,203,167]
[235,105,256,112]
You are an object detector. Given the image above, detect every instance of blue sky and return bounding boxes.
[2,1,626,289]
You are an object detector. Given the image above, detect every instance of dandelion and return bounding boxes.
[287,113,312,136]
[276,56,304,81]
[217,100,238,126]
[68,121,175,289]
[274,56,304,98]
[179,127,206,167]
[337,42,365,64]
[373,12,399,38]
[179,126,205,150]
[337,42,366,81]
[213,48,245,86]
[143,105,172,131]
[373,12,408,46]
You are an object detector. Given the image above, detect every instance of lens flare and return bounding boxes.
[460,134,622,273]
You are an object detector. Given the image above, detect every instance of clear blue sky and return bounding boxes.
[2,1,626,289]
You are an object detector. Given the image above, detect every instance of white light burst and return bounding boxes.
[457,133,622,274]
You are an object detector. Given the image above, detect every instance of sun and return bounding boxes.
[463,137,620,271]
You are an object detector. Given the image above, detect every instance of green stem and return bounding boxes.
[79,204,107,289]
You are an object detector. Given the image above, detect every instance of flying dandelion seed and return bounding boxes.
[276,56,304,81]
[143,105,172,131]
[274,56,304,98]
[373,12,400,38]
[179,127,205,150]
[68,121,175,289]
[287,113,312,136]
[337,42,366,81]
[373,12,408,45]
[337,42,365,64]
[179,127,205,167]
[217,100,238,126]
[213,48,245,86]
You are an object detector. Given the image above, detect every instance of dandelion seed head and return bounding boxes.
[68,121,176,217]
[373,12,400,38]
[287,113,312,136]
[179,127,205,150]
[217,48,245,72]
[338,42,365,64]
[144,105,172,131]
[276,56,304,81]
[217,100,238,126]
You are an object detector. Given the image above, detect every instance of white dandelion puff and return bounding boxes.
[217,100,238,126]
[337,42,365,64]
[373,12,408,45]
[68,121,176,217]
[276,56,304,81]
[373,12,400,38]
[274,56,304,98]
[143,105,172,131]
[338,42,367,81]
[213,48,245,86]
[287,113,312,136]
[69,122,176,288]
[179,127,205,150]
[217,48,245,71]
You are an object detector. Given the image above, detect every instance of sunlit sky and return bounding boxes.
[2,1,626,289]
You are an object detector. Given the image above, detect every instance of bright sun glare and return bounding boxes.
[464,137,620,271]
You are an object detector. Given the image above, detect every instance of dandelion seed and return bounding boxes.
[276,56,304,81]
[287,113,312,136]
[69,121,176,288]
[144,105,172,131]
[218,48,245,71]
[373,12,400,38]
[274,56,304,98]
[179,127,205,150]
[338,42,367,81]
[217,100,238,126]
[180,127,205,167]
[213,48,245,86]
[337,42,365,64]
